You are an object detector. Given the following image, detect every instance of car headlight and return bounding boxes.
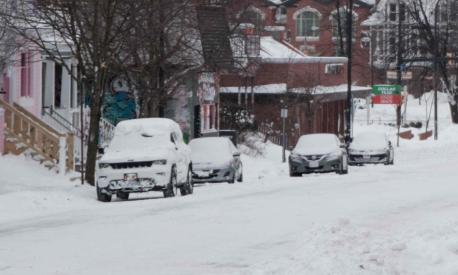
[289,153,302,161]
[99,163,110,169]
[325,152,341,161]
[152,159,167,165]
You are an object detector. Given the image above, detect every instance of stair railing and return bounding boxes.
[0,98,74,172]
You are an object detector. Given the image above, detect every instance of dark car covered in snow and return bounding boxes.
[189,137,243,184]
[289,133,348,176]
[348,132,394,165]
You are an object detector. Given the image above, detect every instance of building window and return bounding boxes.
[389,3,397,21]
[331,8,357,42]
[296,11,320,38]
[275,5,287,24]
[20,52,31,97]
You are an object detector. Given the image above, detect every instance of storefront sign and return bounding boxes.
[198,73,217,103]
[372,85,402,105]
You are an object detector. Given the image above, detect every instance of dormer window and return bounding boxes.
[275,6,287,24]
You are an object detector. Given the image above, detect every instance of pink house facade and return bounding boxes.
[1,45,82,154]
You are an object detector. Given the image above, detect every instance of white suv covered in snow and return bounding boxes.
[96,118,193,202]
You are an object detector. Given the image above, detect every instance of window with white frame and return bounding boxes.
[296,10,320,38]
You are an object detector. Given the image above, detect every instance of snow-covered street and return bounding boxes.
[2,97,458,275]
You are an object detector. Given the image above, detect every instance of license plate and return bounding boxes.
[124,173,138,181]
[309,161,319,168]
[363,155,371,160]
[196,171,210,177]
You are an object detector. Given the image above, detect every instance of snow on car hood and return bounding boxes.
[292,134,340,155]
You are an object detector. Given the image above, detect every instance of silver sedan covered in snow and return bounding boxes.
[348,132,394,165]
[190,137,243,184]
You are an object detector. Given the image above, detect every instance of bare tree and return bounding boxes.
[120,0,203,118]
[407,0,458,122]
[0,0,134,184]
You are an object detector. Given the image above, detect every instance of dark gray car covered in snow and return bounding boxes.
[190,137,243,184]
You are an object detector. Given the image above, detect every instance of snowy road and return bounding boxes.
[2,125,458,275]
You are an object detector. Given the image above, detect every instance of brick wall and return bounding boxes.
[227,0,372,86]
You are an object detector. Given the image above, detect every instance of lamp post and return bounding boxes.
[280,104,288,163]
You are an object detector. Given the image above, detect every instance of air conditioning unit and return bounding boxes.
[325,64,344,75]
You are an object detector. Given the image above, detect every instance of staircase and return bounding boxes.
[0,98,74,173]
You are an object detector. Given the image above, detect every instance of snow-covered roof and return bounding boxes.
[221,83,287,94]
[260,36,305,60]
[260,36,348,64]
[221,84,371,96]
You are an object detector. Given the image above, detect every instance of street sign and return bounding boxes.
[372,85,402,105]
[281,108,288,118]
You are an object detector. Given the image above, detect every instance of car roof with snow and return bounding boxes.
[114,118,182,137]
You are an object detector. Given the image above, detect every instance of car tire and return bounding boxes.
[289,166,301,177]
[338,158,348,175]
[116,191,129,200]
[97,186,112,202]
[228,169,236,184]
[163,166,177,198]
[180,167,193,196]
[237,171,243,182]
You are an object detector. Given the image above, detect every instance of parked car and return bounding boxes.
[189,137,243,184]
[95,118,193,202]
[348,132,394,165]
[289,133,348,176]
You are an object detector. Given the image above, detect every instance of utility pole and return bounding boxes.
[396,0,403,147]
[345,0,354,145]
[433,4,438,140]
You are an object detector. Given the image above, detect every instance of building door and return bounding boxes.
[54,62,62,108]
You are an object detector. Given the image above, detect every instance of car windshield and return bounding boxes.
[190,137,232,162]
[294,134,339,155]
[351,132,387,150]
[109,128,170,152]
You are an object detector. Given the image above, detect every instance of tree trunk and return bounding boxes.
[450,95,458,123]
[84,91,103,185]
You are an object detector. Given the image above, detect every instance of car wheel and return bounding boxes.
[384,152,391,165]
[237,165,243,182]
[163,166,177,198]
[338,158,348,175]
[289,166,301,177]
[180,167,193,196]
[96,186,112,202]
[116,191,129,200]
[228,168,236,184]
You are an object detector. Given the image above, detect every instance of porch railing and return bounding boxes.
[0,98,74,172]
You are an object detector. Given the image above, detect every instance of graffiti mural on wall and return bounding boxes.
[103,77,136,125]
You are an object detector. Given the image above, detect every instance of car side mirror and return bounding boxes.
[233,152,241,157]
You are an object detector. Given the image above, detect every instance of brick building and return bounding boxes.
[226,0,375,86]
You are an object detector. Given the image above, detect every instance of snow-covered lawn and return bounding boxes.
[2,95,458,275]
